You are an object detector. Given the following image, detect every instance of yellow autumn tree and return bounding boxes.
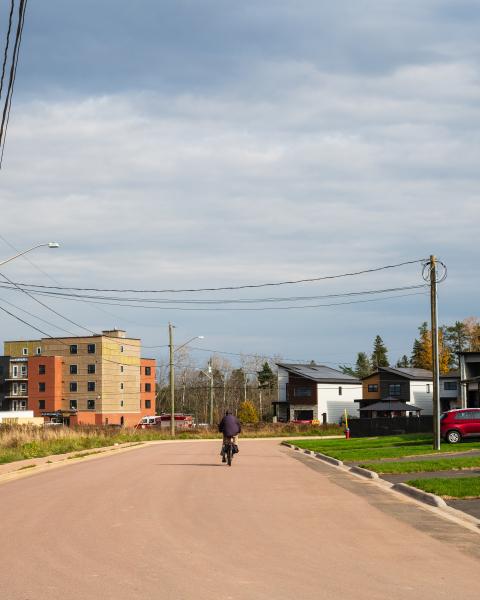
[413,322,451,374]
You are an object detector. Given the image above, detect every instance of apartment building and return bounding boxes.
[2,330,156,426]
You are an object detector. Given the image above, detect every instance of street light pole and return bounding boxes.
[169,323,175,437]
[208,360,214,426]
[0,242,60,267]
[168,328,203,437]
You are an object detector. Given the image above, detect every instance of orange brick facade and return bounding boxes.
[4,333,157,427]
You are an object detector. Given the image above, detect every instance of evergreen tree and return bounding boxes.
[257,362,275,390]
[339,364,356,377]
[396,355,410,368]
[355,352,372,378]
[371,335,389,369]
[444,321,468,364]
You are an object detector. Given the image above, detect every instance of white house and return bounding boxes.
[274,363,361,424]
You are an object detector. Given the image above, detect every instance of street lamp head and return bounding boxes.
[197,335,205,339]
[48,242,60,248]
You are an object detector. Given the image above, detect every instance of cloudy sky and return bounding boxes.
[0,0,479,368]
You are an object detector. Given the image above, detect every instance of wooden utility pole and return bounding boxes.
[169,323,175,437]
[430,256,441,451]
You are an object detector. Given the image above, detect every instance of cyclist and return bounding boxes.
[218,410,241,462]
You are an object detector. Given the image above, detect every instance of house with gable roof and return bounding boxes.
[273,363,361,424]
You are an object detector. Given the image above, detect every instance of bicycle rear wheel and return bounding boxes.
[226,443,233,466]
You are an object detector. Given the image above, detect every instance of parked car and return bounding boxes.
[440,409,480,443]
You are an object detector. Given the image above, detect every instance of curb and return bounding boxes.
[315,452,343,467]
[392,482,447,508]
[284,444,480,533]
[349,465,379,479]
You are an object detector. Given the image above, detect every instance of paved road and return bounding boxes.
[0,440,479,600]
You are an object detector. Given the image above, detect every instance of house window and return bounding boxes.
[87,381,96,392]
[70,382,78,392]
[87,399,95,410]
[338,386,342,396]
[38,364,46,375]
[145,400,151,409]
[294,387,312,398]
[87,364,96,374]
[70,399,77,410]
[39,400,45,410]
[22,347,28,356]
[368,384,378,392]
[70,364,78,375]
[389,384,401,397]
[38,382,46,393]
[426,384,431,393]
[444,381,458,391]
[70,344,78,355]
[36,347,41,355]
[145,383,151,392]
[87,344,96,354]
[145,366,151,376]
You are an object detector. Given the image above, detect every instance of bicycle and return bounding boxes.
[222,436,235,466]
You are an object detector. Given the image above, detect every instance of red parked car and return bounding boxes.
[440,408,480,444]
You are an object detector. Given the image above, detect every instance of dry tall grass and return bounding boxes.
[0,422,342,465]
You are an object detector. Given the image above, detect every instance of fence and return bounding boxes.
[348,416,433,438]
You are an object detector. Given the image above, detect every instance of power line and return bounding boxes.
[0,284,428,311]
[0,0,28,169]
[2,259,426,293]
[0,282,427,304]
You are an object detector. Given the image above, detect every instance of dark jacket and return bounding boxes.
[218,414,241,437]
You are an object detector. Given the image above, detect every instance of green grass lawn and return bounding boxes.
[407,476,480,499]
[290,435,480,462]
[361,456,480,474]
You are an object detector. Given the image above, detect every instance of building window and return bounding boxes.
[338,386,342,396]
[120,383,124,390]
[70,399,77,410]
[120,400,124,407]
[293,387,312,398]
[20,383,27,394]
[21,365,27,376]
[70,364,78,375]
[38,382,46,393]
[39,364,46,375]
[145,400,151,409]
[145,383,151,392]
[389,384,401,397]
[145,366,151,376]
[87,381,96,392]
[12,365,18,377]
[87,364,96,374]
[87,399,95,410]
[36,347,41,355]
[120,365,124,373]
[39,400,45,410]
[70,344,78,355]
[120,345,124,353]
[444,381,458,391]
[70,382,78,392]
[22,347,28,356]
[87,344,96,354]
[367,384,378,392]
